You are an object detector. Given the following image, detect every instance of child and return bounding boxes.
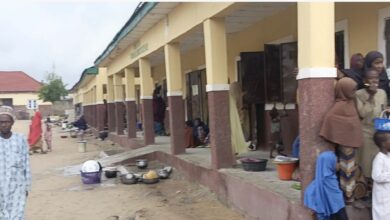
[304,151,348,220]
[356,68,387,178]
[44,123,52,152]
[372,131,390,220]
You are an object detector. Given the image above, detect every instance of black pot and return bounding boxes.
[240,158,268,172]
[105,170,118,178]
[120,174,138,184]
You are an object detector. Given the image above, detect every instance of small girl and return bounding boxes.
[304,151,348,220]
[44,123,52,152]
[372,131,390,220]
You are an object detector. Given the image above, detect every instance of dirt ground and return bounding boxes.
[12,120,245,220]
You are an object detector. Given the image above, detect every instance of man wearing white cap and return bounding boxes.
[0,106,31,219]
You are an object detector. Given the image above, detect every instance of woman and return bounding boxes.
[364,51,390,102]
[356,68,387,178]
[28,111,45,154]
[320,77,364,204]
[342,53,365,89]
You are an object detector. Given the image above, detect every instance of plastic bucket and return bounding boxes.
[78,141,87,153]
[276,162,297,180]
[80,171,101,184]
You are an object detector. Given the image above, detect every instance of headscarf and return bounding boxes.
[364,51,390,99]
[350,53,364,70]
[0,106,15,121]
[342,53,364,89]
[320,77,363,148]
[28,111,42,146]
[304,151,345,216]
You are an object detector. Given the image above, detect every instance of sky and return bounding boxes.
[0,1,139,89]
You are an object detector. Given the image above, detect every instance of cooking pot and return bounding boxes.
[136,159,148,169]
[104,170,118,178]
[120,173,138,184]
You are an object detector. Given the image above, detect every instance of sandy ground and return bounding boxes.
[11,120,245,220]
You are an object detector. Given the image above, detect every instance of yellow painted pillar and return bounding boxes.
[125,67,137,138]
[203,18,234,169]
[107,75,116,132]
[139,58,155,145]
[297,2,336,199]
[164,43,185,154]
[113,73,125,134]
[95,67,107,131]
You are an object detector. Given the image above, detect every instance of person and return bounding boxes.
[363,51,390,102]
[372,131,390,220]
[44,122,52,152]
[342,53,365,89]
[153,86,166,135]
[356,68,388,178]
[320,77,365,205]
[184,120,195,148]
[304,151,349,220]
[0,106,31,219]
[193,118,209,146]
[28,111,45,154]
[72,115,88,140]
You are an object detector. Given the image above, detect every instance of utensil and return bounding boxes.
[136,159,148,169]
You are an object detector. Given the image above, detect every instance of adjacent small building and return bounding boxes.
[0,71,52,119]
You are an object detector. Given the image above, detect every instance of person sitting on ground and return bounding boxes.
[28,111,46,154]
[184,120,195,148]
[371,131,390,220]
[72,115,88,140]
[193,118,209,147]
[304,151,349,220]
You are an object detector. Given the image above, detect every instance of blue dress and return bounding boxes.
[0,133,31,220]
[304,151,345,219]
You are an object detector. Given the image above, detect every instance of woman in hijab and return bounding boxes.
[28,111,45,154]
[342,53,365,88]
[364,51,390,102]
[304,151,348,220]
[320,77,364,205]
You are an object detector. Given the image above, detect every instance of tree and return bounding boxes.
[38,72,68,103]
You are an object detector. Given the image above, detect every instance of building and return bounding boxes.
[0,71,52,119]
[72,2,390,219]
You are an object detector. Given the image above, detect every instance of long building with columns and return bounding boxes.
[71,2,390,219]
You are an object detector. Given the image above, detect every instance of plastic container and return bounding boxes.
[240,158,268,171]
[374,110,390,131]
[275,162,297,180]
[78,141,87,153]
[80,171,102,184]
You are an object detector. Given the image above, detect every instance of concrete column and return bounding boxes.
[114,73,125,135]
[203,18,235,169]
[107,76,116,132]
[297,2,336,196]
[125,67,137,138]
[139,58,155,145]
[96,68,107,131]
[165,43,185,155]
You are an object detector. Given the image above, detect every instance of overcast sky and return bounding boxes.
[0,1,139,88]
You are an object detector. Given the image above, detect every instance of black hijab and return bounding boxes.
[364,51,390,100]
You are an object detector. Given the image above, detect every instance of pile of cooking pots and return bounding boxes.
[102,159,173,185]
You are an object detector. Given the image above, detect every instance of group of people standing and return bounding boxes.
[304,51,390,220]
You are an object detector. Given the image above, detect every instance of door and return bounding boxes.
[240,52,265,103]
[265,44,282,102]
[186,69,208,122]
[280,42,298,103]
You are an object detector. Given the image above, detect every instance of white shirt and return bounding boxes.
[372,152,390,220]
